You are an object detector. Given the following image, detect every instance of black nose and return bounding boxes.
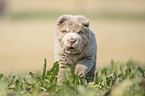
[70,40,76,44]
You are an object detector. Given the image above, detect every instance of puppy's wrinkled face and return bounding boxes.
[56,15,90,54]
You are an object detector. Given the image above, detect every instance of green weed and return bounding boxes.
[0,59,145,96]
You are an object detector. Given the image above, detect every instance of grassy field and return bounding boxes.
[0,1,145,95]
[0,59,145,96]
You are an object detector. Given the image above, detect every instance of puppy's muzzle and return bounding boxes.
[62,32,83,54]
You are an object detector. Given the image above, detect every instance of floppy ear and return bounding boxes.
[57,15,68,26]
[78,15,89,27]
[82,20,89,27]
[77,15,89,27]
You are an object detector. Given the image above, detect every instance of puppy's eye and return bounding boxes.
[62,30,67,33]
[78,31,82,35]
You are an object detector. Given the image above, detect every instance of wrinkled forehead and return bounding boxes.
[58,19,82,32]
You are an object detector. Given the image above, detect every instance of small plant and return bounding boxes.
[0,59,145,96]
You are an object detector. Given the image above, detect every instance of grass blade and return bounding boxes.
[42,58,47,80]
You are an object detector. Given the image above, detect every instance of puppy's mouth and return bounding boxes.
[65,46,79,54]
[69,47,75,50]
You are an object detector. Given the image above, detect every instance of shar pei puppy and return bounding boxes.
[55,15,97,83]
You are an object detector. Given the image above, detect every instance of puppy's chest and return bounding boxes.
[61,54,81,65]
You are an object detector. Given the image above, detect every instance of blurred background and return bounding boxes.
[0,0,145,74]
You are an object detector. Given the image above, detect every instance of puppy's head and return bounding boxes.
[56,15,90,54]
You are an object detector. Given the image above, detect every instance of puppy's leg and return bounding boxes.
[57,62,75,84]
[75,59,94,83]
[86,63,96,82]
[57,63,67,84]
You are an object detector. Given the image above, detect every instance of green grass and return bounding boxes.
[0,59,145,96]
[8,10,145,21]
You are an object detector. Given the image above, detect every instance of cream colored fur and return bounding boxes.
[54,15,97,83]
